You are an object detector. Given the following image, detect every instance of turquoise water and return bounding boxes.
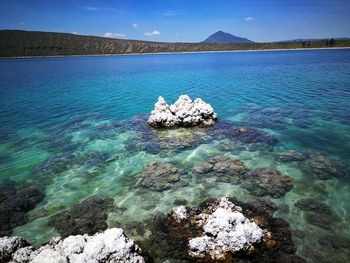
[0,50,350,261]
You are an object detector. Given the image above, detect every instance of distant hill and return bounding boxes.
[203,31,254,43]
[1,30,350,57]
[279,37,350,43]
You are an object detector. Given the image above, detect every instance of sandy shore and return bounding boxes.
[1,46,350,59]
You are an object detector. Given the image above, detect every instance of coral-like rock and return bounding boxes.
[170,206,188,223]
[0,228,145,263]
[148,95,217,128]
[0,236,29,262]
[187,198,264,260]
[131,197,305,262]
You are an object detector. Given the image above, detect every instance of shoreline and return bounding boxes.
[1,46,350,59]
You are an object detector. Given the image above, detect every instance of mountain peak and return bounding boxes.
[203,31,254,44]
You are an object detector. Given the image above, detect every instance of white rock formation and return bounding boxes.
[170,205,188,223]
[148,95,217,128]
[0,236,29,262]
[187,197,264,260]
[0,228,145,263]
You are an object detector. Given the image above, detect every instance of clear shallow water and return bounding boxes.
[0,50,350,261]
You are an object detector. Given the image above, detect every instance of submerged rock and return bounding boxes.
[0,228,145,263]
[295,198,331,215]
[242,168,293,198]
[0,179,17,203]
[0,187,44,236]
[49,195,113,237]
[223,127,279,145]
[299,153,347,180]
[131,197,305,262]
[192,155,248,184]
[303,212,332,230]
[139,161,183,191]
[275,150,307,162]
[148,95,217,128]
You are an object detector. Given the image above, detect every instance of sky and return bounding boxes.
[0,0,349,42]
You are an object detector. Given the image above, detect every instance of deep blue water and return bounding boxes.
[0,49,350,262]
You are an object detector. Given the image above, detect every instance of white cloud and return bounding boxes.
[132,23,138,28]
[83,6,120,13]
[72,31,78,35]
[114,33,126,38]
[103,32,126,38]
[244,17,255,22]
[104,32,114,38]
[144,30,160,36]
[19,22,25,26]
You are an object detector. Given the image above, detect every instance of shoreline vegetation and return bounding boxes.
[1,30,350,58]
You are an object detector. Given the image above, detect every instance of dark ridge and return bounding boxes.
[1,30,350,57]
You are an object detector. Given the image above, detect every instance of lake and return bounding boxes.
[0,49,350,262]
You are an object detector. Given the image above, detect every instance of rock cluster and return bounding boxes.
[276,151,347,180]
[192,156,248,184]
[132,197,305,262]
[0,228,145,263]
[191,156,294,198]
[148,95,217,128]
[185,197,264,260]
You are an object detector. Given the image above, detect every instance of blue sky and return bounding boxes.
[0,0,349,42]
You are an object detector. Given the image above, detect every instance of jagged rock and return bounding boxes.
[187,198,264,260]
[170,206,188,223]
[131,197,305,262]
[148,95,217,128]
[295,198,331,215]
[192,156,248,184]
[223,127,279,145]
[0,228,145,263]
[299,153,347,180]
[0,187,44,236]
[49,195,113,237]
[242,168,293,198]
[139,161,182,191]
[0,236,29,262]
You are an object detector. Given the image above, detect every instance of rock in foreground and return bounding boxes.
[185,197,264,260]
[148,95,217,128]
[133,197,305,262]
[0,228,145,263]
